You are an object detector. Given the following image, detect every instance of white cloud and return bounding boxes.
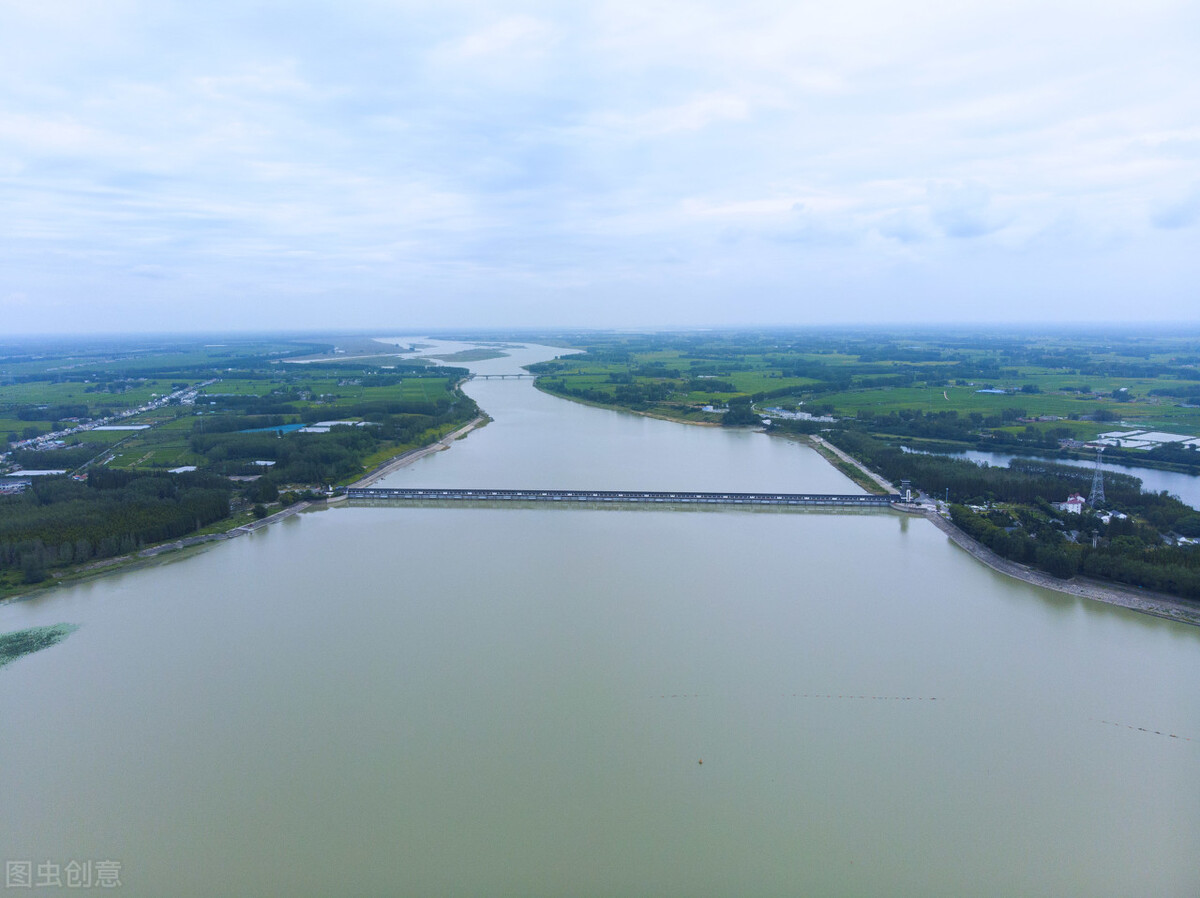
[0,111,110,155]
[441,15,559,62]
[927,182,1007,239]
[594,92,752,138]
[877,210,929,244]
[0,0,1197,331]
[1150,186,1200,229]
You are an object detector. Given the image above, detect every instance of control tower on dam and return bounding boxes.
[346,487,901,508]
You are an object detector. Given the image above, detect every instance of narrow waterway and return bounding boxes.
[1,340,1197,897]
[914,447,1200,510]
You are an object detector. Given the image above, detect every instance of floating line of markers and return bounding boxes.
[788,694,938,701]
[654,694,939,701]
[646,702,1193,743]
[1092,719,1195,742]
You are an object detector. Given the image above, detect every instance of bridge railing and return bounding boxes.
[346,487,901,507]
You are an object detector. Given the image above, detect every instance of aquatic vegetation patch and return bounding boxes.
[0,623,79,670]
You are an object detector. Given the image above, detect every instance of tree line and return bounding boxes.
[950,504,1200,598]
[187,394,478,484]
[824,429,1200,599]
[1,470,233,583]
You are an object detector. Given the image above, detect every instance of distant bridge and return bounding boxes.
[467,373,536,380]
[346,487,901,507]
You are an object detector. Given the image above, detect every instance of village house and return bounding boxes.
[1058,493,1087,514]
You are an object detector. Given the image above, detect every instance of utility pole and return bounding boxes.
[1088,447,1106,507]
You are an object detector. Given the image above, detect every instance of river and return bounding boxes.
[1,339,1198,897]
[910,447,1200,511]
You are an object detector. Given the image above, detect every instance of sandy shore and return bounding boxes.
[349,416,487,488]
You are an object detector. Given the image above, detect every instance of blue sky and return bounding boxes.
[2,1,1198,333]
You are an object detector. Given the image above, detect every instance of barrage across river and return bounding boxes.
[346,487,901,507]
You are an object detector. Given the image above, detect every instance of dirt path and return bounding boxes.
[808,435,898,494]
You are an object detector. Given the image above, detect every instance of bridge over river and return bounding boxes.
[346,487,901,507]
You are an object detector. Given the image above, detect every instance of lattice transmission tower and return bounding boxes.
[1088,447,1106,507]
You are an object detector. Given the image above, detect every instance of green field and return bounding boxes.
[523,329,1200,469]
[0,334,485,598]
[2,335,478,481]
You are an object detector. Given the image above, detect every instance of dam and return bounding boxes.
[346,487,901,507]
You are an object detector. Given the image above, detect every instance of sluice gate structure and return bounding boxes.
[347,487,901,508]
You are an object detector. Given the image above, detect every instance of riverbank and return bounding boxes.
[531,381,722,426]
[806,435,895,495]
[783,428,1200,625]
[349,415,488,487]
[923,510,1200,626]
[530,382,896,496]
[0,500,324,607]
[816,437,1200,626]
[0,419,490,607]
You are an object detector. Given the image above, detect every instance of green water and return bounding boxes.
[0,623,78,669]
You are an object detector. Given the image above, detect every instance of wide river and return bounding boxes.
[2,340,1198,897]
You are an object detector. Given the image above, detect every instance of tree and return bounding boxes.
[1173,515,1200,538]
[723,398,760,426]
[21,552,47,584]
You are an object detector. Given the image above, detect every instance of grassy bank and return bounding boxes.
[804,438,891,495]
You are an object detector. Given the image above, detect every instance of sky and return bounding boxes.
[2,0,1198,334]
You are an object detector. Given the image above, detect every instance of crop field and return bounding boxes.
[198,379,271,396]
[0,380,166,415]
[0,335,491,598]
[522,329,1200,473]
[2,335,478,480]
[728,372,816,394]
[822,386,1127,417]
